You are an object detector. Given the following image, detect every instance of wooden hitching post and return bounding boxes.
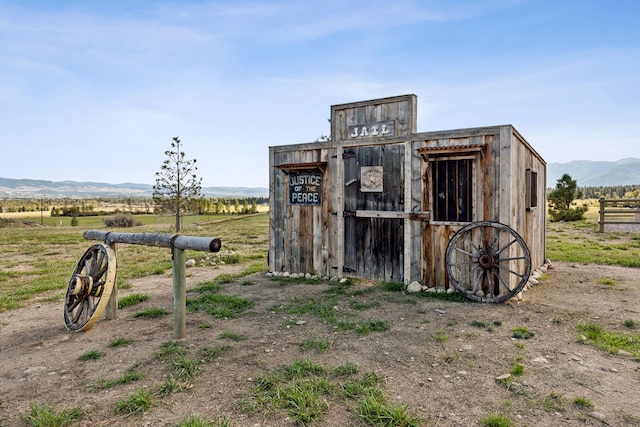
[105,242,118,320]
[172,247,186,339]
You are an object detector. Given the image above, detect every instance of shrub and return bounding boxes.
[548,173,587,222]
[548,205,588,222]
[103,213,141,228]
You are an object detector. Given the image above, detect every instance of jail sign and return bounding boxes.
[289,171,323,205]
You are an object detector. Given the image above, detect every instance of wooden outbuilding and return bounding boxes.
[269,94,546,301]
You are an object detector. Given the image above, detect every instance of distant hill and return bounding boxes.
[0,178,268,198]
[547,158,640,187]
[2,158,637,197]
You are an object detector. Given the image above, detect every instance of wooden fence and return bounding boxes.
[598,198,640,232]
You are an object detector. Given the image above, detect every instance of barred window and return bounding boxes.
[431,158,473,222]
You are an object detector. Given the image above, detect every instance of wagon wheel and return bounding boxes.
[445,222,531,303]
[64,244,116,332]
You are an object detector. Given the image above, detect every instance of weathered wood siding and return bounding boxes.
[270,95,546,289]
[269,143,330,275]
[342,144,405,282]
[416,125,546,288]
[331,95,417,141]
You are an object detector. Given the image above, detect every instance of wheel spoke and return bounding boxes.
[72,301,85,323]
[486,228,501,254]
[486,268,495,297]
[496,264,527,279]
[67,296,81,312]
[494,238,519,257]
[470,267,484,293]
[461,231,481,254]
[450,260,480,267]
[497,256,527,262]
[451,246,478,259]
[455,264,481,287]
[495,270,512,293]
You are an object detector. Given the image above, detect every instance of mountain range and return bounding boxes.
[0,178,268,198]
[1,158,638,198]
[547,158,640,187]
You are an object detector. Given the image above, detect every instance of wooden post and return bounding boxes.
[105,242,118,320]
[598,197,605,233]
[172,247,186,339]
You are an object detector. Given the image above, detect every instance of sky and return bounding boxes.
[1,0,639,188]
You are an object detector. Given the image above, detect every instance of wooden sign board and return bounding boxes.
[289,171,322,205]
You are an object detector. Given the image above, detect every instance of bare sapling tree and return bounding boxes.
[153,136,202,231]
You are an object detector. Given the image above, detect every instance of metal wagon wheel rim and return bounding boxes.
[64,243,116,331]
[445,221,531,303]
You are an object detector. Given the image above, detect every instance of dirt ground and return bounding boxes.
[1,261,639,427]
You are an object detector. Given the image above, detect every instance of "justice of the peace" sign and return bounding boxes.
[289,171,323,205]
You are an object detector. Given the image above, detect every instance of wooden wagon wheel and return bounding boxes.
[64,243,116,332]
[445,222,531,303]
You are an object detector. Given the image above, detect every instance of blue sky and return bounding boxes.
[1,0,638,187]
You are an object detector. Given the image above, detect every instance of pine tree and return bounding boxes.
[548,174,587,222]
[152,137,202,231]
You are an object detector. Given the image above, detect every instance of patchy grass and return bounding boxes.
[572,396,594,409]
[155,341,187,361]
[358,395,421,427]
[434,328,448,343]
[218,330,247,341]
[187,293,254,318]
[90,366,145,391]
[577,322,640,357]
[542,391,566,412]
[109,336,134,347]
[512,326,535,340]
[197,345,229,362]
[170,357,201,382]
[118,293,150,309]
[480,413,513,427]
[510,362,524,377]
[596,277,617,285]
[78,349,103,361]
[133,306,169,318]
[114,388,153,416]
[174,414,232,427]
[23,402,83,427]
[242,359,421,426]
[299,336,330,353]
[355,320,390,335]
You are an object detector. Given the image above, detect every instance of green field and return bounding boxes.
[0,213,269,312]
[1,206,638,312]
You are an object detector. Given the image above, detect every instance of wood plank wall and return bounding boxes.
[416,126,546,288]
[270,96,546,287]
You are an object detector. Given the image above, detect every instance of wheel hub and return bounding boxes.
[69,275,93,297]
[478,253,496,269]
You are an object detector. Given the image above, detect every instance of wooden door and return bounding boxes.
[343,144,404,282]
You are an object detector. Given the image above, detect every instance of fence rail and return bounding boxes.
[598,198,640,232]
